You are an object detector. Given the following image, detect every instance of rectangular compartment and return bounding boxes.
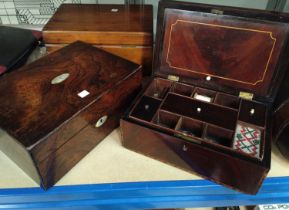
[192,87,217,103]
[204,124,234,147]
[175,117,204,138]
[130,96,162,122]
[152,110,179,129]
[170,82,194,96]
[144,78,172,99]
[239,100,267,127]
[214,93,240,110]
[161,93,238,130]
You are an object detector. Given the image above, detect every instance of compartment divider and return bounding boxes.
[128,79,267,160]
[213,93,220,103]
[174,117,182,131]
[169,82,195,97]
[144,78,172,100]
[175,117,205,138]
[150,85,172,123]
[214,92,240,110]
[161,93,238,130]
[152,110,180,131]
[129,95,163,122]
[201,123,208,139]
[203,124,234,147]
[191,87,217,103]
[238,99,267,127]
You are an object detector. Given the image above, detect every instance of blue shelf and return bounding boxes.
[0,177,289,209]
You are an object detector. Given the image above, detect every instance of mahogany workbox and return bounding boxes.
[121,0,289,194]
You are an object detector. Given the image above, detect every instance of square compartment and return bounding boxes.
[192,88,217,103]
[152,110,179,129]
[214,93,240,109]
[175,117,204,138]
[170,82,194,96]
[144,78,172,99]
[130,96,162,122]
[204,124,234,147]
[239,100,267,127]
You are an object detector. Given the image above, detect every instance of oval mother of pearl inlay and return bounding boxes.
[95,115,108,128]
[51,73,70,85]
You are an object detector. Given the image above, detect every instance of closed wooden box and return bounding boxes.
[0,26,41,75]
[121,0,289,194]
[0,41,142,189]
[43,4,153,76]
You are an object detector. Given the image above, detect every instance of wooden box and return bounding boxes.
[43,4,153,76]
[0,26,42,75]
[121,0,289,194]
[0,41,142,189]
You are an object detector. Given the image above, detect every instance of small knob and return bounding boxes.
[250,109,255,115]
[197,107,202,113]
[206,76,211,81]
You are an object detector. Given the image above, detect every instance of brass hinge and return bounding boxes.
[168,75,179,82]
[239,91,254,100]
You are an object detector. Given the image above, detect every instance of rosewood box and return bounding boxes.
[0,41,142,189]
[43,4,153,75]
[0,26,42,75]
[121,0,289,194]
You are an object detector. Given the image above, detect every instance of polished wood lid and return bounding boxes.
[0,41,140,148]
[43,4,153,45]
[154,0,289,100]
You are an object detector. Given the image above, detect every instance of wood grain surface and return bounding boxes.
[46,44,153,75]
[0,41,142,189]
[43,4,153,45]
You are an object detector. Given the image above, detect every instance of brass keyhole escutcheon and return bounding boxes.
[95,115,108,128]
[51,73,70,85]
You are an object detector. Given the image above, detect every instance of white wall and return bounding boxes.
[283,0,289,12]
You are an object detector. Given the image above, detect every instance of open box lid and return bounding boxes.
[153,0,289,102]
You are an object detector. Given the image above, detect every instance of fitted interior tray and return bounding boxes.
[128,77,267,160]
